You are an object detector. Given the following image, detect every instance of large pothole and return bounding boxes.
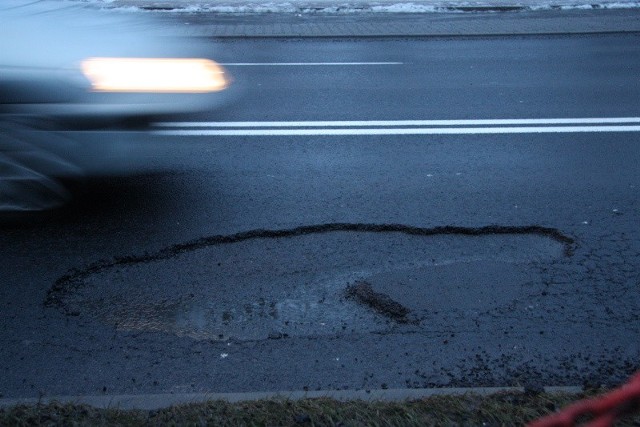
[46,224,572,341]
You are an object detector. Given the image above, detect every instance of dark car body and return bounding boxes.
[0,0,234,211]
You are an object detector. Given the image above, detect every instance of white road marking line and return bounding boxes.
[155,117,640,128]
[154,125,640,136]
[219,62,403,66]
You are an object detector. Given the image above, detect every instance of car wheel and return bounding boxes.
[0,120,82,212]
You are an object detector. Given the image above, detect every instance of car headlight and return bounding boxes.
[80,57,229,93]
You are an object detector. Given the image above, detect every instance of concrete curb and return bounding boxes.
[178,27,640,38]
[0,386,584,410]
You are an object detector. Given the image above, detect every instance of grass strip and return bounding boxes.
[1,391,640,426]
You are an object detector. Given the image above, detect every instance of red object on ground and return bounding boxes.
[528,372,640,427]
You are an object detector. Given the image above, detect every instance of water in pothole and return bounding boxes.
[56,230,567,340]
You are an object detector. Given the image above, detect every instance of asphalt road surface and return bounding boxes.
[2,33,640,400]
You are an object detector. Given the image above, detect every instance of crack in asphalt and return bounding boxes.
[45,223,575,315]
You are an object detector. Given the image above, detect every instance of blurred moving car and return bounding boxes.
[0,0,234,212]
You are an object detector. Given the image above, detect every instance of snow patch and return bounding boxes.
[370,3,443,12]
[73,0,640,13]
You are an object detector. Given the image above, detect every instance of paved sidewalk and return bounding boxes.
[138,8,640,37]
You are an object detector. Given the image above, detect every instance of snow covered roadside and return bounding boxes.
[71,0,640,13]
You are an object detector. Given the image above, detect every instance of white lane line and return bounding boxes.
[220,62,403,66]
[155,117,640,128]
[154,125,640,136]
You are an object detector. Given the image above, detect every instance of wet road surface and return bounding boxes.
[1,35,640,399]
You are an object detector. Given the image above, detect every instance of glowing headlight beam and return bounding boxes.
[81,58,228,93]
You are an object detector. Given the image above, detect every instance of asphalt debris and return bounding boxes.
[345,281,415,324]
